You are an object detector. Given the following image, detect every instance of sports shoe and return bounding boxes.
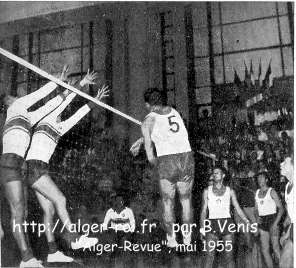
[20,258,43,268]
[166,234,178,248]
[47,250,74,263]
[71,234,98,250]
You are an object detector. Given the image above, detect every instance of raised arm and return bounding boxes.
[230,189,250,224]
[59,85,109,134]
[141,116,156,165]
[20,65,71,108]
[29,93,65,125]
[20,82,58,109]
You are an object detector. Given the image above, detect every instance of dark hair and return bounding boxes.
[213,165,226,175]
[256,171,271,186]
[143,88,166,106]
[213,165,231,186]
[256,171,270,181]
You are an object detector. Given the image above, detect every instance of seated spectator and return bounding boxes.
[102,195,135,233]
[100,195,135,258]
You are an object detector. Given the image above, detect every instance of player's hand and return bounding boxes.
[200,234,206,242]
[68,77,78,86]
[95,85,109,101]
[199,227,206,242]
[130,138,144,156]
[253,224,259,236]
[280,232,289,247]
[80,69,98,87]
[59,65,70,82]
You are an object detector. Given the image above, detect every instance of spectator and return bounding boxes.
[102,195,135,233]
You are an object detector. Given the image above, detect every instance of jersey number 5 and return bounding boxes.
[168,115,180,133]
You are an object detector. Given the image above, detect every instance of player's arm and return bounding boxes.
[283,206,291,228]
[128,209,136,233]
[254,198,261,226]
[60,68,98,97]
[230,189,250,224]
[59,85,109,134]
[270,189,284,231]
[102,209,112,231]
[199,189,208,236]
[141,116,156,165]
[130,137,144,156]
[21,65,70,107]
[280,222,292,247]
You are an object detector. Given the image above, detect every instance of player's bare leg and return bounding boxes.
[35,191,74,262]
[159,179,177,247]
[177,176,193,245]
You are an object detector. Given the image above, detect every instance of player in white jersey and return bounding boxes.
[25,81,108,263]
[0,66,71,268]
[200,166,250,268]
[131,88,194,247]
[254,172,283,267]
[279,156,294,268]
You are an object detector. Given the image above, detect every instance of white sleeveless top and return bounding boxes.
[207,186,231,219]
[285,182,294,223]
[255,188,277,216]
[148,108,191,157]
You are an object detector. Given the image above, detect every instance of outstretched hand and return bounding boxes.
[95,85,109,101]
[130,137,144,156]
[59,65,70,82]
[80,69,98,87]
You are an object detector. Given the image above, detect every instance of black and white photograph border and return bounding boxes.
[0,1,294,268]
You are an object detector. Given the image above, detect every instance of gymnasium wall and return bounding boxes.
[0,2,294,144]
[191,2,294,117]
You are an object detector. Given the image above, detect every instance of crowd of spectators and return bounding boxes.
[197,110,293,188]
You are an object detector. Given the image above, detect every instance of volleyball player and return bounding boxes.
[0,66,71,267]
[131,88,194,247]
[25,83,109,262]
[255,172,283,267]
[279,156,294,268]
[200,166,250,268]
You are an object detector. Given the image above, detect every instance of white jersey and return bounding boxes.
[207,186,231,219]
[255,188,277,216]
[149,108,191,157]
[2,82,63,157]
[285,182,294,223]
[102,207,135,232]
[26,93,91,163]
